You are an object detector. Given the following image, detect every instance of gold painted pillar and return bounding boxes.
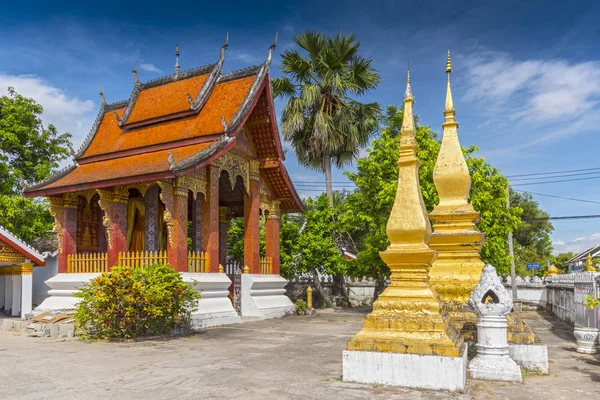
[347,70,464,357]
[428,51,484,339]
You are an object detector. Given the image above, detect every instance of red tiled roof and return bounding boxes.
[127,73,210,124]
[81,75,256,159]
[40,142,214,191]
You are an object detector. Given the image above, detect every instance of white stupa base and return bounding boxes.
[343,346,468,392]
[468,354,522,382]
[35,273,99,312]
[509,343,548,374]
[180,273,241,329]
[241,274,295,318]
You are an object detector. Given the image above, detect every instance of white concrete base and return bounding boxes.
[180,273,241,329]
[509,344,548,374]
[343,347,468,392]
[35,273,100,312]
[241,274,295,318]
[468,354,522,382]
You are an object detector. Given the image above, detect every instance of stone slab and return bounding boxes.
[342,346,468,392]
[509,343,548,374]
[241,274,295,318]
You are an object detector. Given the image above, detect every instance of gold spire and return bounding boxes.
[404,67,413,101]
[175,44,180,77]
[444,50,455,116]
[346,70,464,358]
[428,50,484,340]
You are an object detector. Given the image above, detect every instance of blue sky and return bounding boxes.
[2,0,600,254]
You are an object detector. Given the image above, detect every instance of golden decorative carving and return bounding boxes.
[346,70,464,357]
[214,153,250,193]
[0,242,26,263]
[116,182,156,198]
[46,196,65,253]
[428,51,485,333]
[62,192,80,208]
[249,160,260,181]
[96,189,115,250]
[158,181,175,247]
[12,263,33,275]
[175,174,207,199]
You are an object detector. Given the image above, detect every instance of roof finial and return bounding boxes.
[98,85,106,106]
[444,49,454,115]
[266,32,278,64]
[175,45,180,77]
[219,33,229,62]
[404,66,413,101]
[132,61,140,85]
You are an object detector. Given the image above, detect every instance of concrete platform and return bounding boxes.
[343,346,467,392]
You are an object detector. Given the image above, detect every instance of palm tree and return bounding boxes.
[272,31,380,203]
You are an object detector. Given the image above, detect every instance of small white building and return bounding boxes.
[566,245,600,272]
[0,226,46,319]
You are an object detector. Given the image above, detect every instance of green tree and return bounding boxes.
[272,31,381,203]
[551,251,576,273]
[226,214,301,279]
[0,87,73,242]
[510,190,554,276]
[341,105,520,285]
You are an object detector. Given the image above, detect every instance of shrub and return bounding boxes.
[295,299,308,313]
[74,263,201,339]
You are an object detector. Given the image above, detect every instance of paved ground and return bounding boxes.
[0,310,598,399]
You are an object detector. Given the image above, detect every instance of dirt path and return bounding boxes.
[0,310,597,399]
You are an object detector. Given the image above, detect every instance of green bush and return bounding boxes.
[74,263,201,339]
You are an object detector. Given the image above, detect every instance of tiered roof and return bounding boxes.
[24,38,302,213]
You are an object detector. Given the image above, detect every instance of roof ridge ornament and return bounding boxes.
[189,33,229,111]
[175,45,180,77]
[266,32,278,65]
[221,115,228,131]
[132,61,140,86]
[113,111,122,122]
[98,85,107,106]
[167,152,175,170]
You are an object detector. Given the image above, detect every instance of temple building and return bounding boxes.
[23,37,301,320]
[0,225,46,318]
[24,37,301,276]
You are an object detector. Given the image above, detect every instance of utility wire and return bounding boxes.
[506,166,600,178]
[514,190,600,205]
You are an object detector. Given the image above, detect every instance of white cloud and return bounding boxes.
[230,52,261,64]
[0,74,96,147]
[139,63,162,73]
[553,233,600,255]
[463,52,600,123]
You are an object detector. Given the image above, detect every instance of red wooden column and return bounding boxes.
[97,189,128,269]
[219,206,230,267]
[201,165,220,272]
[168,185,189,272]
[265,200,281,275]
[244,161,261,274]
[47,196,78,273]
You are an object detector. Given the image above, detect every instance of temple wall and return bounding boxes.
[76,195,101,253]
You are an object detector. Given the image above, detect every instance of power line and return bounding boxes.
[524,214,600,221]
[509,171,600,182]
[515,190,600,205]
[506,166,600,178]
[512,175,600,186]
